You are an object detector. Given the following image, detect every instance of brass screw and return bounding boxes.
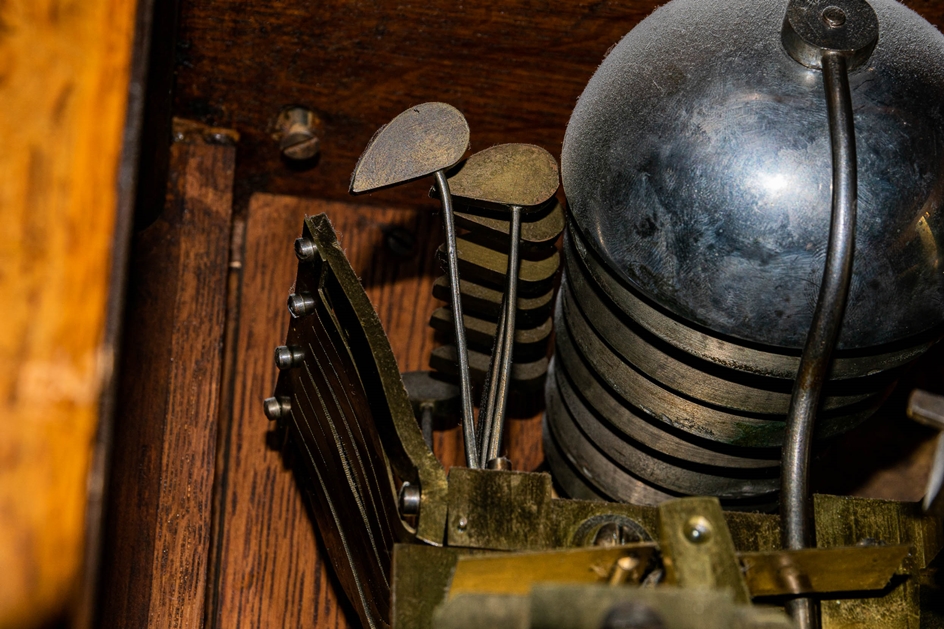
[683,516,712,544]
[277,107,322,161]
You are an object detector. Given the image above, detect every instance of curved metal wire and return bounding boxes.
[485,205,523,463]
[781,50,858,629]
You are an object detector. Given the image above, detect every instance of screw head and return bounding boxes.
[821,6,846,28]
[287,292,315,318]
[457,516,468,532]
[263,396,291,421]
[277,107,322,161]
[398,483,421,516]
[683,516,713,545]
[274,345,304,370]
[294,237,318,262]
[281,133,320,160]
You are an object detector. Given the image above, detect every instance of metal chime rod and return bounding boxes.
[781,50,857,629]
[434,170,480,468]
[479,205,523,466]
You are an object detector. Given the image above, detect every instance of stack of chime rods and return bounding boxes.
[428,198,562,394]
[543,221,925,509]
[423,143,562,466]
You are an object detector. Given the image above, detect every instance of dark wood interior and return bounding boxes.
[97,1,944,628]
[169,0,944,215]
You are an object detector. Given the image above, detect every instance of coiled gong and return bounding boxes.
[545,0,944,507]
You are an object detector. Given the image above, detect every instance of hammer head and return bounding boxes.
[350,102,470,194]
[401,370,461,419]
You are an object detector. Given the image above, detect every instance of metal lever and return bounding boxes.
[779,2,879,628]
[350,102,480,468]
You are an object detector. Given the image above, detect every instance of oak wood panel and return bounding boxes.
[172,1,663,211]
[99,139,235,628]
[171,1,944,214]
[213,193,547,628]
[0,0,140,626]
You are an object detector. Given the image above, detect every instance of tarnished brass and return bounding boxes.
[546,369,780,500]
[431,276,554,328]
[657,497,751,604]
[739,545,910,597]
[392,544,462,629]
[907,389,944,428]
[814,494,944,629]
[429,307,552,360]
[383,469,942,628]
[269,218,944,629]
[446,143,559,211]
[563,266,888,414]
[269,214,450,629]
[552,340,780,470]
[556,298,878,449]
[454,199,564,247]
[566,225,938,381]
[430,345,548,390]
[350,102,469,193]
[433,586,794,629]
[438,237,559,294]
[447,545,657,597]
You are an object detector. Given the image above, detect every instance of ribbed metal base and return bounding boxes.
[544,224,925,507]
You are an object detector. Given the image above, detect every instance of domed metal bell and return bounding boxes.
[547,0,944,506]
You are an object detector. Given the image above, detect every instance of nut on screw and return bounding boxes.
[287,292,316,318]
[277,107,322,161]
[263,396,292,421]
[274,345,305,370]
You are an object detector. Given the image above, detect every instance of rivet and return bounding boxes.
[457,516,468,532]
[683,515,713,545]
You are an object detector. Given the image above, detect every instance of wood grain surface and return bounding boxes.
[99,139,235,628]
[0,0,139,626]
[171,0,944,213]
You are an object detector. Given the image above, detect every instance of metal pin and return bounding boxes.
[779,2,878,624]
[398,482,421,517]
[434,170,479,468]
[481,205,523,464]
[274,345,305,370]
[287,292,316,318]
[263,396,292,421]
[294,237,318,261]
